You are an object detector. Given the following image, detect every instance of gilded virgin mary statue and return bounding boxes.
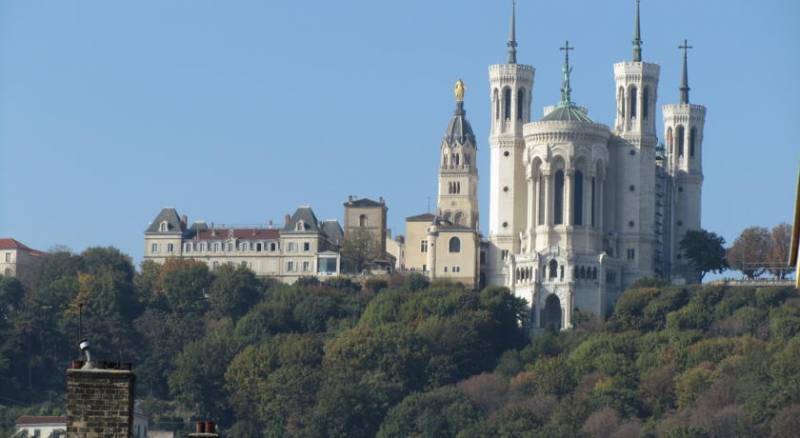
[454,79,466,102]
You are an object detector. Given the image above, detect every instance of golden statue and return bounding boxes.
[454,79,466,102]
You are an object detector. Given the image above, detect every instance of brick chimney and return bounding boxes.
[67,357,135,437]
[188,420,220,437]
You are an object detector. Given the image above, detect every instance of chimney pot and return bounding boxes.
[196,422,205,433]
[205,421,215,433]
[285,214,291,225]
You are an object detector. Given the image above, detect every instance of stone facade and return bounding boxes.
[343,197,388,256]
[483,2,707,329]
[67,364,135,437]
[403,83,482,289]
[143,206,344,283]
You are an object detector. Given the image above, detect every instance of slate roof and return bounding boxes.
[344,198,384,208]
[146,208,184,233]
[321,220,344,246]
[444,102,476,146]
[406,213,436,222]
[283,207,321,233]
[540,104,594,123]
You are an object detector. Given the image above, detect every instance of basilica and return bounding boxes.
[402,0,707,330]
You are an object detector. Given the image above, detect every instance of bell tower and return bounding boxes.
[487,0,535,285]
[438,79,479,230]
[663,40,706,281]
[612,0,661,286]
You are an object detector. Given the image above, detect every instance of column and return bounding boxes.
[543,170,552,226]
[526,176,535,252]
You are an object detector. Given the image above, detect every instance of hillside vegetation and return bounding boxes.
[1,247,799,437]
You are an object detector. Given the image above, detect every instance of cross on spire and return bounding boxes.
[560,40,575,106]
[507,0,518,64]
[679,39,693,104]
[633,0,643,61]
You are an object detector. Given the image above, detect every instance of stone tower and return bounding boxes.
[612,0,660,286]
[487,0,535,285]
[438,79,479,231]
[663,40,706,281]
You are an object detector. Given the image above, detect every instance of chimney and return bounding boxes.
[181,215,188,228]
[285,214,291,226]
[67,341,135,437]
[188,420,220,438]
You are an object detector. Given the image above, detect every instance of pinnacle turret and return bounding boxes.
[632,0,643,62]
[507,0,518,64]
[679,39,693,104]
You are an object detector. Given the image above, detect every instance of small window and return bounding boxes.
[501,250,509,261]
[287,261,295,272]
[167,243,174,253]
[296,221,305,231]
[4,253,10,262]
[423,264,427,272]
[270,242,277,251]
[151,243,158,253]
[288,242,297,252]
[629,221,635,228]
[227,243,233,251]
[421,240,428,253]
[359,215,367,227]
[448,237,461,253]
[256,243,262,252]
[212,261,219,270]
[159,221,168,232]
[504,151,510,157]
[627,249,636,260]
[303,242,311,252]
[184,243,191,253]
[303,261,310,272]
[629,185,636,192]
[444,266,448,273]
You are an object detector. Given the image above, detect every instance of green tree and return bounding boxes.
[377,386,481,438]
[157,259,212,315]
[207,264,262,320]
[768,223,792,279]
[680,229,728,282]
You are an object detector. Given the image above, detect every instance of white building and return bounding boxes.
[0,238,47,286]
[484,1,706,329]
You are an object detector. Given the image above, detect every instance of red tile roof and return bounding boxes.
[193,229,280,241]
[16,415,66,425]
[0,238,46,256]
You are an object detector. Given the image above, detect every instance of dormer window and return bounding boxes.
[159,221,168,232]
[296,220,305,231]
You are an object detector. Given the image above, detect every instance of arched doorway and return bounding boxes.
[541,294,562,330]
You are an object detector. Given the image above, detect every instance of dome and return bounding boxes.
[540,104,594,123]
[444,102,476,146]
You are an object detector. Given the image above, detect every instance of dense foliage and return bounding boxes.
[2,246,799,437]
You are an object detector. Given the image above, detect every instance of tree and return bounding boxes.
[341,228,381,273]
[207,264,262,320]
[769,223,792,279]
[680,230,728,282]
[727,227,771,279]
[376,386,481,438]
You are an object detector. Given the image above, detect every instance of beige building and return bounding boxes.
[143,206,343,283]
[343,197,388,255]
[403,80,481,289]
[386,233,405,270]
[0,238,47,286]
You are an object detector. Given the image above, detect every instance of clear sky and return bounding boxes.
[1,0,798,265]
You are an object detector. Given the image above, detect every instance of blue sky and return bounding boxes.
[1,0,798,264]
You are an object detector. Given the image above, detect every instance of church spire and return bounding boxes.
[559,41,574,106]
[679,39,693,104]
[507,0,518,64]
[632,0,642,62]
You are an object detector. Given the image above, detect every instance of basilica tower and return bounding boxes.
[663,40,706,281]
[612,0,660,286]
[438,79,479,230]
[487,0,535,285]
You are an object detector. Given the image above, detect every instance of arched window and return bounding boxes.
[538,174,545,225]
[690,127,697,157]
[453,211,464,225]
[270,242,277,251]
[296,220,305,231]
[541,294,562,330]
[573,170,584,226]
[591,176,597,227]
[503,87,512,120]
[494,88,500,120]
[548,260,558,279]
[443,211,452,221]
[454,154,460,166]
[359,214,367,227]
[517,88,525,121]
[159,221,168,232]
[448,237,461,253]
[667,127,674,154]
[642,87,650,120]
[676,125,686,157]
[554,170,565,225]
[629,86,638,119]
[618,86,625,119]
